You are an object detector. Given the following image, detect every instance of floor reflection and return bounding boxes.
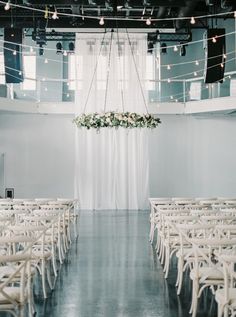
[32,210,217,317]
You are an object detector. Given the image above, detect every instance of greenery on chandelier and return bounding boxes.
[73,112,161,130]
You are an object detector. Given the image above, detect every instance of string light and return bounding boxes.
[13,50,16,55]
[167,65,171,70]
[4,1,10,11]
[44,58,48,64]
[223,53,226,59]
[212,36,217,43]
[194,71,197,76]
[99,17,104,25]
[19,71,22,75]
[175,99,178,102]
[30,46,34,53]
[234,11,236,18]
[220,63,224,68]
[146,18,151,25]
[170,96,173,100]
[195,60,199,65]
[190,16,195,24]
[52,8,58,20]
[167,78,171,83]
[67,82,70,86]
[63,50,68,56]
[66,93,70,97]
[173,45,178,52]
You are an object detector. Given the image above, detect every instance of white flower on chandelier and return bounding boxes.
[73,112,161,130]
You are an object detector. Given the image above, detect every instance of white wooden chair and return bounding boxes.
[0,253,33,317]
[215,253,236,317]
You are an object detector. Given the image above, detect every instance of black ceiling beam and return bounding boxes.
[0,18,175,28]
[19,0,188,6]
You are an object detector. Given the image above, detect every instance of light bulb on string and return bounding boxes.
[223,53,226,59]
[99,17,104,25]
[19,71,22,75]
[170,96,173,100]
[167,78,171,83]
[167,65,171,70]
[4,1,10,11]
[212,36,217,43]
[195,60,199,66]
[175,99,178,102]
[30,46,34,53]
[190,16,195,24]
[52,8,58,20]
[63,50,68,56]
[229,75,231,79]
[13,50,16,55]
[220,63,224,68]
[44,58,48,64]
[66,93,70,97]
[234,11,236,18]
[173,45,178,52]
[67,82,69,86]
[146,18,151,26]
[194,71,197,76]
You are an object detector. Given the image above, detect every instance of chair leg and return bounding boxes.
[190,280,199,317]
[41,259,47,299]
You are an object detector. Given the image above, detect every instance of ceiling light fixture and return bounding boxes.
[69,42,75,52]
[56,42,63,54]
[160,43,167,54]
[99,17,104,25]
[173,45,178,52]
[4,1,10,11]
[146,18,151,25]
[190,16,195,24]
[52,7,58,20]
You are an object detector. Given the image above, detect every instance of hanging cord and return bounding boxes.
[82,32,107,114]
[116,21,125,113]
[104,30,113,113]
[126,29,149,114]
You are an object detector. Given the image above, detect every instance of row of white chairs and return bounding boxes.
[149,197,236,317]
[0,198,79,317]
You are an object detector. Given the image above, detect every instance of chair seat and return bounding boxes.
[190,267,223,282]
[215,288,236,306]
[0,287,26,304]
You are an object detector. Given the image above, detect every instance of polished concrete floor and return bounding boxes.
[31,210,216,317]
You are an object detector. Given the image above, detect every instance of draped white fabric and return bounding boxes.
[74,32,149,209]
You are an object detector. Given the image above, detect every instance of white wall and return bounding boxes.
[149,114,236,198]
[0,114,75,198]
[1,113,236,199]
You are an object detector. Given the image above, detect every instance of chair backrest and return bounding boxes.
[0,253,31,307]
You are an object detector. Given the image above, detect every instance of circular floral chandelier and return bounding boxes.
[74,29,161,130]
[73,112,161,129]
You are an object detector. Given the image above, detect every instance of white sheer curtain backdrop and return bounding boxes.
[74,32,149,209]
